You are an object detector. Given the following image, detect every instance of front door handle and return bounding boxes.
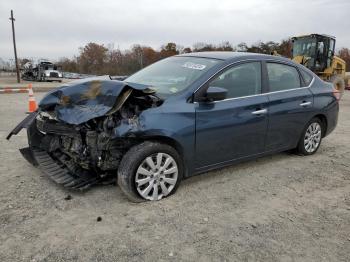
[252,109,267,115]
[300,101,312,107]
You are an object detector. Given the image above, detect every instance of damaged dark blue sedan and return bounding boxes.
[7,52,339,201]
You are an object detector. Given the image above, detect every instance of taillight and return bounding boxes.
[333,87,341,101]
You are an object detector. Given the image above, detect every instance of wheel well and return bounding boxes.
[142,136,188,177]
[313,114,327,137]
[143,136,184,156]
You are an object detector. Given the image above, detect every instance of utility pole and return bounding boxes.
[9,10,20,83]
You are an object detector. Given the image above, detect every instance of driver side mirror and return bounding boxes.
[204,86,227,102]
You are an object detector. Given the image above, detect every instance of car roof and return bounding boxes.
[176,51,272,60]
[176,51,295,65]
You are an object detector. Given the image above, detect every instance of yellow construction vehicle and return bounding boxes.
[291,34,346,95]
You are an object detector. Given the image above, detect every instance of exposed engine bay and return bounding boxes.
[7,78,163,189]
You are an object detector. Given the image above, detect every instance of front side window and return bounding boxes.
[267,63,301,92]
[208,62,262,99]
[125,56,221,98]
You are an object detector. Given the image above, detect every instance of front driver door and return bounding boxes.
[194,61,269,170]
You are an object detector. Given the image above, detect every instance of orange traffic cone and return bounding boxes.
[27,84,38,113]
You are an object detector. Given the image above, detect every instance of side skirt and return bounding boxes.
[193,146,292,176]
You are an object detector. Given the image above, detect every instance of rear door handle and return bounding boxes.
[300,101,312,107]
[252,109,267,115]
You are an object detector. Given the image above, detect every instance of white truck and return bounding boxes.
[22,60,63,82]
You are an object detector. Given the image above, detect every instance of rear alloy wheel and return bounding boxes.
[118,142,183,202]
[296,118,323,155]
[304,122,322,153]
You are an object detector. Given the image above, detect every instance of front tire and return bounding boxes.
[296,118,323,155]
[117,141,183,202]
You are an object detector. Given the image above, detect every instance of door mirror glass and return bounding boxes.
[205,86,227,101]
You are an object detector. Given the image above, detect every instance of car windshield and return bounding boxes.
[125,56,221,97]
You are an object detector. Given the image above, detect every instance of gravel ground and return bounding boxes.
[0,92,349,262]
[0,76,71,92]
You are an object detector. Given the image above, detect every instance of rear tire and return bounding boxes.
[296,118,323,155]
[117,141,183,202]
[330,75,345,99]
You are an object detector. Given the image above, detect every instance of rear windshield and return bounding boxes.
[125,56,221,97]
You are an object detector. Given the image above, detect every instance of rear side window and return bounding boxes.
[209,62,261,99]
[267,63,301,92]
[300,69,313,86]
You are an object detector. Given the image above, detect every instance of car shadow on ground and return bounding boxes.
[181,151,296,187]
[31,150,299,203]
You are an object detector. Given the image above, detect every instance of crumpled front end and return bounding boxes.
[7,78,162,190]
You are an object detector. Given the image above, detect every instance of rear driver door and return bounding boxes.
[265,62,314,151]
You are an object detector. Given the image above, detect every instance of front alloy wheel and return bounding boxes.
[118,142,183,202]
[135,153,178,201]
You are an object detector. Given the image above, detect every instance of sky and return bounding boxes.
[1,0,350,61]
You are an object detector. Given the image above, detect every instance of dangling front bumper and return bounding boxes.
[7,112,101,190]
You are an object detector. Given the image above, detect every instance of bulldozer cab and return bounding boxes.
[292,34,335,73]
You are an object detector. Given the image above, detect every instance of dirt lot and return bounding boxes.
[0,92,349,262]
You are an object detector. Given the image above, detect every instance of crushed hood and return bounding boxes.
[39,76,155,125]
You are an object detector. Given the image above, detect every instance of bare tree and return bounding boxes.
[338,48,350,71]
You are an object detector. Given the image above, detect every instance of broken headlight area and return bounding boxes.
[35,109,138,173]
[10,79,163,190]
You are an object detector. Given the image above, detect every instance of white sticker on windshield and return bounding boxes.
[182,62,206,70]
